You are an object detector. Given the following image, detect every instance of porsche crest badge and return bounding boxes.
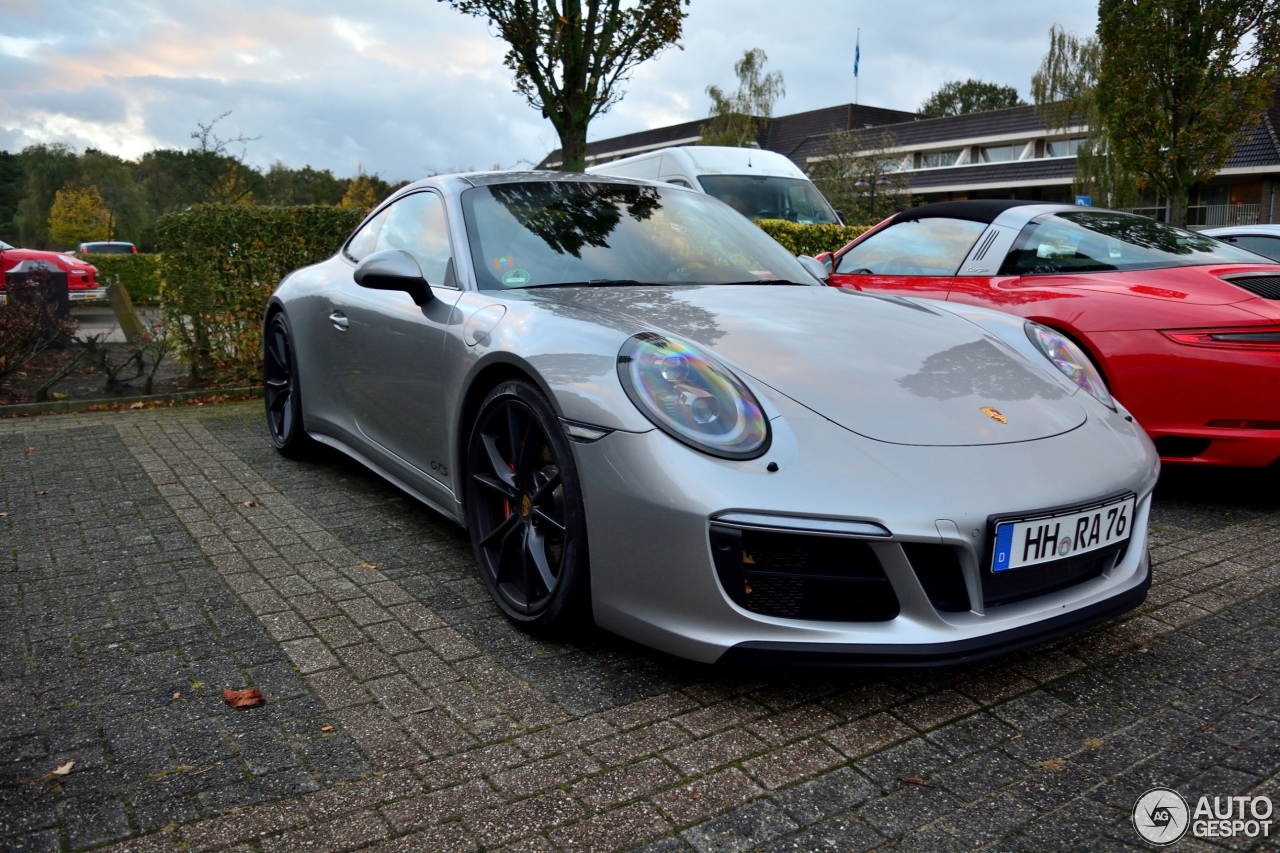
[980,407,1008,424]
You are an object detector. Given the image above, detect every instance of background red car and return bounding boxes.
[818,200,1280,468]
[0,239,99,296]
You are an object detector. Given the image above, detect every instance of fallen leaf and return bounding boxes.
[50,392,67,400]
[902,777,935,788]
[691,792,700,800]
[1083,738,1103,748]
[129,402,145,409]
[1038,758,1064,770]
[35,490,48,496]
[172,692,181,700]
[360,561,378,569]
[222,687,264,709]
[52,761,74,776]
[241,500,259,508]
[1009,734,1021,741]
[0,512,8,518]
[23,446,35,453]
[321,725,334,732]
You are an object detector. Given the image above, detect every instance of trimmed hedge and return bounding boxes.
[755,219,871,256]
[82,253,162,302]
[157,204,367,382]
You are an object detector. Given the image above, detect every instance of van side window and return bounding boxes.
[666,179,692,188]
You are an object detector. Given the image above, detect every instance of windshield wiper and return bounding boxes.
[520,279,655,288]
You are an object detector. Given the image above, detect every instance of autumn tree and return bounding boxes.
[806,130,911,225]
[341,172,381,210]
[15,143,80,248]
[48,180,112,246]
[441,0,689,172]
[1032,24,1138,209]
[1096,0,1280,226]
[920,79,1025,117]
[700,48,785,147]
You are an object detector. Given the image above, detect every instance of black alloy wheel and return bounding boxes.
[464,379,589,632]
[263,312,313,457]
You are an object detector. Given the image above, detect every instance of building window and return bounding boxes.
[920,149,963,169]
[1045,137,1087,158]
[978,144,1021,163]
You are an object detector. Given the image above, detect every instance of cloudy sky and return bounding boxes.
[2,0,1099,181]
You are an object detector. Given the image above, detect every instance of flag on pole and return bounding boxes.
[854,30,860,78]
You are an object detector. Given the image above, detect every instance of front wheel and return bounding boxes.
[464,379,590,633]
[263,311,314,458]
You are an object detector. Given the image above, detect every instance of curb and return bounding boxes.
[0,386,262,418]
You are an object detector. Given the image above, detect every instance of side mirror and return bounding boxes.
[354,249,433,305]
[815,252,835,275]
[797,254,830,283]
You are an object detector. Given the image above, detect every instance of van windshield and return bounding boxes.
[697,175,840,224]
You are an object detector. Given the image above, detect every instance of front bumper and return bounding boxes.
[574,398,1159,665]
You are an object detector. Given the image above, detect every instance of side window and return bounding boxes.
[374,192,456,287]
[344,206,391,263]
[1228,234,1280,262]
[666,179,692,188]
[835,218,987,276]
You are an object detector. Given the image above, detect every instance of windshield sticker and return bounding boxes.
[492,255,515,271]
[501,269,531,287]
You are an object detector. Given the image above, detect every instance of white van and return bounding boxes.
[586,146,842,225]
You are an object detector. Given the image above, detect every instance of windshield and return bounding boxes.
[461,180,818,290]
[696,175,839,224]
[83,243,135,254]
[1002,210,1273,275]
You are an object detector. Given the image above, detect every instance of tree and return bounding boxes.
[15,143,80,248]
[1031,24,1138,209]
[919,79,1025,117]
[700,48,785,147]
[48,180,112,246]
[441,0,689,172]
[0,151,25,244]
[1096,0,1280,227]
[264,162,346,205]
[340,172,381,210]
[806,130,911,225]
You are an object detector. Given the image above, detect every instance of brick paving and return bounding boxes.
[0,402,1277,851]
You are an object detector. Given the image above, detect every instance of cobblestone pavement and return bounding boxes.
[1,402,1278,852]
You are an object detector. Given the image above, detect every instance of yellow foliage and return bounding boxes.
[48,181,112,246]
[341,175,379,210]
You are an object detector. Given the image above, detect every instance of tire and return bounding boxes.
[464,379,591,633]
[263,311,315,458]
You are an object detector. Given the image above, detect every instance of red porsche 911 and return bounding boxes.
[816,200,1280,468]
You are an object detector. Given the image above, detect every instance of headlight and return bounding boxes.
[1025,322,1114,409]
[617,333,770,459]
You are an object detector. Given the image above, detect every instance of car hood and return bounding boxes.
[531,285,1086,446]
[0,248,89,271]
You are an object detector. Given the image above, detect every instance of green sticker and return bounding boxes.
[501,269,531,286]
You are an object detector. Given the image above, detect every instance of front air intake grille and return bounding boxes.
[710,525,899,622]
[1223,274,1280,299]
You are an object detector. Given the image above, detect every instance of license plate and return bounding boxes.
[992,496,1135,572]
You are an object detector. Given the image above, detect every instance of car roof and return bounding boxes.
[1201,224,1280,236]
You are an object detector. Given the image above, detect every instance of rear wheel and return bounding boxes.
[263,311,314,458]
[464,379,590,633]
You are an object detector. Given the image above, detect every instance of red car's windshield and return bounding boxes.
[1002,211,1273,275]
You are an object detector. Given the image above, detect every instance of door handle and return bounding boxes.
[329,311,349,331]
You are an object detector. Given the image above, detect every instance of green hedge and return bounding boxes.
[82,253,163,302]
[157,204,367,382]
[755,219,871,256]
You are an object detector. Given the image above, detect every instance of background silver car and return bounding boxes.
[264,172,1159,666]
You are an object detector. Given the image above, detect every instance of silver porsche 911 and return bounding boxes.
[264,172,1159,666]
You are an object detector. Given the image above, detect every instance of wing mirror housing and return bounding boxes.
[797,254,831,284]
[354,249,433,305]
